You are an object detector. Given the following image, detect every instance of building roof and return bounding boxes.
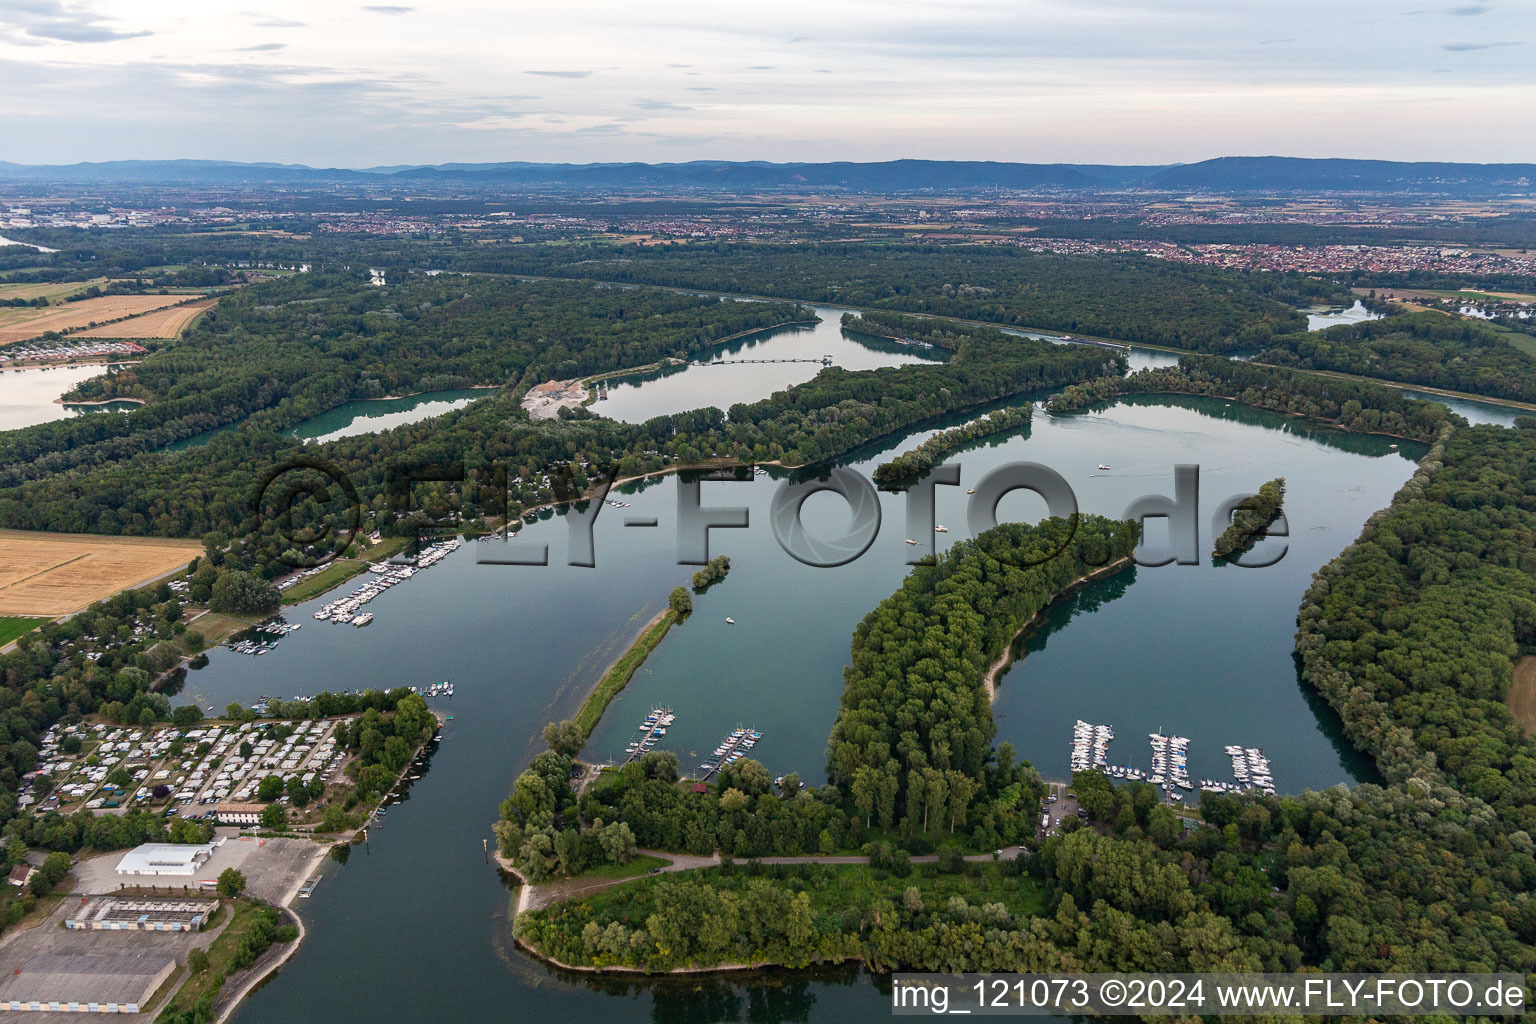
[114,843,214,873]
[8,864,35,884]
[216,802,265,814]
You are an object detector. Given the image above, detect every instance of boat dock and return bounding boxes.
[697,726,763,780]
[1149,732,1193,800]
[297,877,320,899]
[313,537,461,626]
[1069,720,1114,773]
[1070,719,1281,800]
[622,707,675,764]
[1223,745,1275,794]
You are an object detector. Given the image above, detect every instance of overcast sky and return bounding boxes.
[2,0,1533,166]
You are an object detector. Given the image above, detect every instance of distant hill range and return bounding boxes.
[0,156,1532,195]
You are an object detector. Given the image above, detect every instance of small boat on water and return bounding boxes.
[1097,464,1110,471]
[353,613,373,627]
[966,488,976,494]
[934,525,948,533]
[905,538,917,545]
[725,617,735,624]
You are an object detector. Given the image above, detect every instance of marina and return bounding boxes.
[622,707,675,763]
[1149,732,1193,799]
[1223,745,1276,795]
[223,619,302,656]
[1064,720,1280,799]
[698,725,764,780]
[1069,720,1114,773]
[312,538,461,625]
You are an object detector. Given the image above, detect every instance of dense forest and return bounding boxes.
[517,426,1536,976]
[1296,423,1536,819]
[3,273,812,484]
[872,407,1030,484]
[1256,312,1536,403]
[460,242,1333,352]
[1046,356,1461,442]
[0,310,1111,578]
[1212,477,1285,559]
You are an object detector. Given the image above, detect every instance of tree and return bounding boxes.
[286,775,311,807]
[209,570,281,616]
[260,804,286,830]
[542,719,585,759]
[187,948,210,973]
[173,704,203,729]
[216,867,246,898]
[668,587,692,615]
[257,775,284,802]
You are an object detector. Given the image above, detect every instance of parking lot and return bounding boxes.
[1039,781,1082,836]
[71,832,324,905]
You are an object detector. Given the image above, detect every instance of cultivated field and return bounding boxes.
[0,530,201,616]
[75,298,217,338]
[0,295,192,345]
[0,277,110,303]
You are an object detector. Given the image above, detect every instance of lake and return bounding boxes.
[0,364,139,429]
[164,389,498,451]
[289,389,495,443]
[177,388,1424,1024]
[1304,301,1381,331]
[594,303,948,423]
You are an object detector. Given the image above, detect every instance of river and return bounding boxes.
[176,379,1427,1022]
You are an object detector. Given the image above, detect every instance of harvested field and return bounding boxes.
[0,530,201,616]
[0,295,193,345]
[0,277,110,303]
[75,298,217,339]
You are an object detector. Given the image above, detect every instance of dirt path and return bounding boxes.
[1507,655,1536,737]
[506,845,1029,915]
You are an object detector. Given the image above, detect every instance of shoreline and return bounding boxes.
[53,394,147,406]
[505,271,1536,412]
[570,604,676,741]
[982,555,1133,701]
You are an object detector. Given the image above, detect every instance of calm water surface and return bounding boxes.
[0,364,138,429]
[1305,301,1381,332]
[594,304,947,423]
[290,389,495,443]
[176,389,1425,1024]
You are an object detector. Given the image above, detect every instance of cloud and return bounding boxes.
[236,43,286,52]
[252,18,305,28]
[1440,39,1520,49]
[1451,4,1490,14]
[748,65,776,70]
[525,70,592,78]
[634,99,691,111]
[2,2,152,44]
[686,86,716,92]
[360,5,414,13]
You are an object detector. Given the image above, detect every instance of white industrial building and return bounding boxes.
[113,843,216,877]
